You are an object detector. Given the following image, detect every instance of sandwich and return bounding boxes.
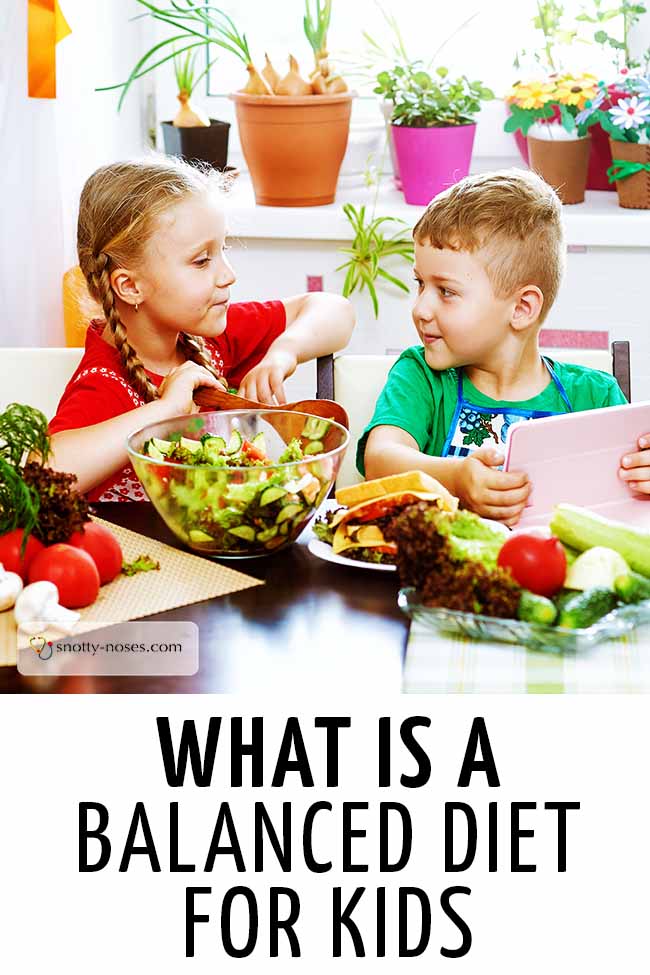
[315,471,458,563]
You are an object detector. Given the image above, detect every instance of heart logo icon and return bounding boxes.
[30,635,47,654]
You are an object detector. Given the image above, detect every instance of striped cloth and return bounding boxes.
[403,621,650,693]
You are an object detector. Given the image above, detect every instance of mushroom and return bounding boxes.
[14,581,81,636]
[0,563,23,611]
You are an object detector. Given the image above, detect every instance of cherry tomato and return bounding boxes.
[497,533,567,597]
[68,521,123,585]
[0,529,45,581]
[28,544,100,609]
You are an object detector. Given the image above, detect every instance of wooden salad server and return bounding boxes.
[193,385,349,429]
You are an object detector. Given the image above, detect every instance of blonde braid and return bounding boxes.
[91,252,159,403]
[178,333,227,388]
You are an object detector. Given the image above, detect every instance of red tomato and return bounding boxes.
[68,521,123,585]
[28,544,100,608]
[0,529,45,581]
[497,533,567,597]
[242,439,265,462]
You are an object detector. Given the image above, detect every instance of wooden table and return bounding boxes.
[0,503,408,694]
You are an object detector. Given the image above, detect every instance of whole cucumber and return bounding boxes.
[518,591,558,626]
[558,587,618,630]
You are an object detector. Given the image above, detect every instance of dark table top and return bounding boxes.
[0,503,408,694]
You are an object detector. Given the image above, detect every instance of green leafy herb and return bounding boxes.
[121,554,161,577]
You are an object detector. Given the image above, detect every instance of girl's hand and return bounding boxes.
[620,433,650,495]
[455,446,531,526]
[158,362,224,417]
[238,348,298,405]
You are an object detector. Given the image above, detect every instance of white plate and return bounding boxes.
[307,537,397,572]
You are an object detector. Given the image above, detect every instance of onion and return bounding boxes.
[241,63,274,96]
[262,53,280,93]
[311,71,328,95]
[276,55,312,96]
[173,91,210,127]
[326,74,348,94]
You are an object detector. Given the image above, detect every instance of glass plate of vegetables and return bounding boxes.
[398,587,650,654]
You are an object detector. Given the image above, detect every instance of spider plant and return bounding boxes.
[337,204,414,318]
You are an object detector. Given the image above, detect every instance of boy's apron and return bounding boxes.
[442,358,573,458]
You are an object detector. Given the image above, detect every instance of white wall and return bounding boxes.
[0,0,148,348]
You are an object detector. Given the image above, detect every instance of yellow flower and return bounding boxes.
[554,74,599,109]
[516,80,557,110]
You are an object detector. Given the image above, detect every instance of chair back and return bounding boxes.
[0,348,84,419]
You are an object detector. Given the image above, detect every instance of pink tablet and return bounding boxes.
[503,401,650,528]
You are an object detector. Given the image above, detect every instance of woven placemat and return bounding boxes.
[0,517,263,666]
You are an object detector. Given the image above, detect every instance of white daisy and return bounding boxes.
[609,95,650,130]
[631,75,650,99]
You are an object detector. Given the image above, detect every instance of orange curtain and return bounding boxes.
[27,0,71,98]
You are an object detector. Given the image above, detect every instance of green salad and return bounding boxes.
[137,417,333,556]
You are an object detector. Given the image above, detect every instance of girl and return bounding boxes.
[49,156,355,501]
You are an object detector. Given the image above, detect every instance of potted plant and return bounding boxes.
[508,0,650,190]
[504,74,598,203]
[385,66,493,205]
[588,72,650,207]
[98,1,232,171]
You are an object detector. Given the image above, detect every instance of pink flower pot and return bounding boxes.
[391,123,477,205]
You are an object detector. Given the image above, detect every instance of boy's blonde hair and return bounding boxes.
[413,169,565,323]
[77,155,227,402]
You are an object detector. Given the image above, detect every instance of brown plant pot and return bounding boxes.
[608,139,650,209]
[527,134,591,204]
[230,91,354,206]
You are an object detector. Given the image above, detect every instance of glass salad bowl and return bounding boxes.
[127,410,349,558]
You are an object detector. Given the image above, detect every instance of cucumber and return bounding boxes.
[550,504,650,578]
[259,486,286,506]
[201,435,226,451]
[276,502,304,525]
[614,572,650,604]
[557,587,618,630]
[225,430,243,454]
[189,529,215,544]
[146,442,165,461]
[303,440,324,456]
[256,526,279,543]
[228,525,255,542]
[180,436,202,454]
[302,416,330,440]
[517,591,558,626]
[150,437,173,455]
[251,431,266,452]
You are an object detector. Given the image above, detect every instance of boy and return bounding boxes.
[358,169,646,525]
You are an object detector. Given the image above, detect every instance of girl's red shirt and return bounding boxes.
[49,300,286,502]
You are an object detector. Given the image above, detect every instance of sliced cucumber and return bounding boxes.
[225,429,243,454]
[189,529,215,544]
[278,521,291,536]
[302,416,330,440]
[151,437,173,455]
[146,442,166,462]
[202,435,226,451]
[180,436,202,454]
[256,526,279,543]
[259,485,287,506]
[276,502,304,525]
[228,524,256,541]
[251,431,266,452]
[303,440,324,456]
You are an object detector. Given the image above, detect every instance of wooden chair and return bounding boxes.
[317,341,632,488]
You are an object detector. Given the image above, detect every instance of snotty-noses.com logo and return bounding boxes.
[29,635,53,661]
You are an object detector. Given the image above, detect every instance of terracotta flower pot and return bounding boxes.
[230,92,354,206]
[608,139,650,209]
[527,134,591,204]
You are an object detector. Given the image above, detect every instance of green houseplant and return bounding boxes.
[379,65,493,205]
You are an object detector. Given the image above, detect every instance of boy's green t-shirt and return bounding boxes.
[356,346,628,475]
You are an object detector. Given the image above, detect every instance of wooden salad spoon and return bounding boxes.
[193,385,349,429]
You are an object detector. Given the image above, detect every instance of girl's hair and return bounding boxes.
[77,155,227,402]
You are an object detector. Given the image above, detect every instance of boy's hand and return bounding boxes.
[455,446,531,526]
[619,433,650,495]
[238,348,298,405]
